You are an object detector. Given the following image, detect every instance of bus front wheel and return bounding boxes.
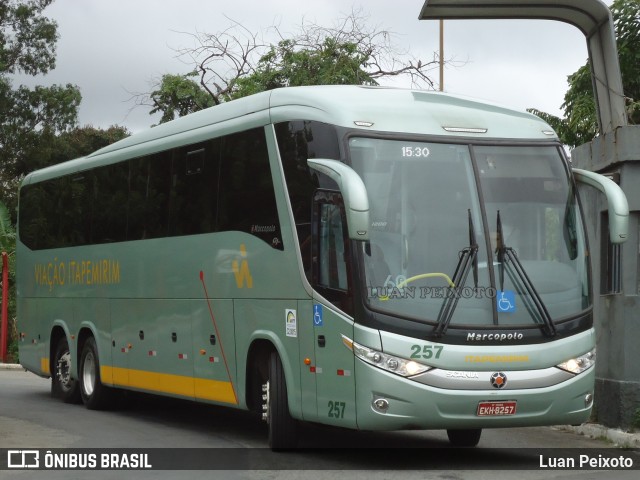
[51,336,81,403]
[446,428,482,447]
[79,336,113,410]
[263,351,298,450]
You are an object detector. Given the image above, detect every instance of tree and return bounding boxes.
[0,2,129,362]
[140,11,441,123]
[0,0,82,210]
[34,125,130,167]
[529,0,640,148]
[148,73,215,124]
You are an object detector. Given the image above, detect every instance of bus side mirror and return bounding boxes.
[573,168,629,244]
[308,159,370,241]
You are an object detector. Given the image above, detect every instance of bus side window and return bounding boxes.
[218,128,283,249]
[312,190,353,315]
[318,203,348,290]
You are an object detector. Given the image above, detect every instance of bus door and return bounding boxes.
[310,191,357,428]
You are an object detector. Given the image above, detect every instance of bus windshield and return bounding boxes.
[349,137,589,331]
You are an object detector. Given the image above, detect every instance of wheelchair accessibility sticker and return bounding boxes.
[497,290,516,312]
[313,304,323,326]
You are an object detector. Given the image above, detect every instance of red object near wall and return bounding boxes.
[1,252,8,363]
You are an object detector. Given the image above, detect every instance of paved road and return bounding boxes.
[0,369,638,479]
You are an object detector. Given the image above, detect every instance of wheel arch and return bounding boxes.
[49,323,72,378]
[244,332,301,419]
[77,326,95,362]
[245,338,276,413]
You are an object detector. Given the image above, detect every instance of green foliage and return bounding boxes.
[558,64,599,147]
[151,33,380,121]
[0,2,129,363]
[529,0,640,147]
[0,201,15,252]
[147,11,436,123]
[37,125,131,167]
[233,37,377,99]
[1,0,83,213]
[616,0,640,111]
[1,82,81,172]
[8,336,18,363]
[2,124,130,222]
[149,72,215,124]
[0,0,58,76]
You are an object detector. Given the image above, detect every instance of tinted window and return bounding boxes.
[19,128,282,250]
[168,141,220,237]
[275,121,341,277]
[218,129,283,249]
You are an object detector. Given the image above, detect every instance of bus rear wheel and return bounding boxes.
[52,336,81,403]
[263,351,298,450]
[79,336,113,410]
[446,428,482,447]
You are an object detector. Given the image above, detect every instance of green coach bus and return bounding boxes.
[17,85,628,449]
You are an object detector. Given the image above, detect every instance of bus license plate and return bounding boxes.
[476,401,517,416]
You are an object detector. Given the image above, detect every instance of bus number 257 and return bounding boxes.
[328,401,346,419]
[410,344,443,360]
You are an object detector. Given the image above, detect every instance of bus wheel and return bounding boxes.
[263,351,298,450]
[446,428,482,447]
[79,337,113,410]
[52,336,81,403]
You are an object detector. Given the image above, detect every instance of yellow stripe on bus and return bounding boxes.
[101,366,238,405]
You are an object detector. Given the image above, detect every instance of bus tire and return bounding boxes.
[446,428,482,447]
[265,351,298,450]
[79,336,113,410]
[51,336,81,404]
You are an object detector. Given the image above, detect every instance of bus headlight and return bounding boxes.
[342,335,431,377]
[556,348,596,375]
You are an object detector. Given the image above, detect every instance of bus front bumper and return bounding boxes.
[354,360,594,431]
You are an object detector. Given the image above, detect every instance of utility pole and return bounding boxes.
[439,19,444,91]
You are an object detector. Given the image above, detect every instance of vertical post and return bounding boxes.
[1,252,8,363]
[439,19,444,91]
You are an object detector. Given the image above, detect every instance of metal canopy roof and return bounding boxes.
[419,0,627,135]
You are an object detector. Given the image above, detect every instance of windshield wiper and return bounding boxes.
[433,210,478,337]
[495,211,557,337]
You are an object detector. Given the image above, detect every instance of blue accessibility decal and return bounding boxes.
[313,304,323,326]
[497,290,516,313]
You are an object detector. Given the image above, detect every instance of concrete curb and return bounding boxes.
[0,362,23,370]
[557,424,640,448]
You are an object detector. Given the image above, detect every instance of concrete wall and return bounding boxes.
[572,125,640,429]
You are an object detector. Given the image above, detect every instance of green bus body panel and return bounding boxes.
[18,86,594,433]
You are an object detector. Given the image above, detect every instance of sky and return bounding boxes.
[12,0,592,133]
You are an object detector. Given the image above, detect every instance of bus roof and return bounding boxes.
[24,85,557,184]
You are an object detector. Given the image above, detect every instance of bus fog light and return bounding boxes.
[585,393,593,407]
[373,398,389,413]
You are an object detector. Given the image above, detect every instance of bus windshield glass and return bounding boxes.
[349,137,589,331]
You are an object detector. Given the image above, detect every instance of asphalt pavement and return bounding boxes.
[2,361,638,448]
